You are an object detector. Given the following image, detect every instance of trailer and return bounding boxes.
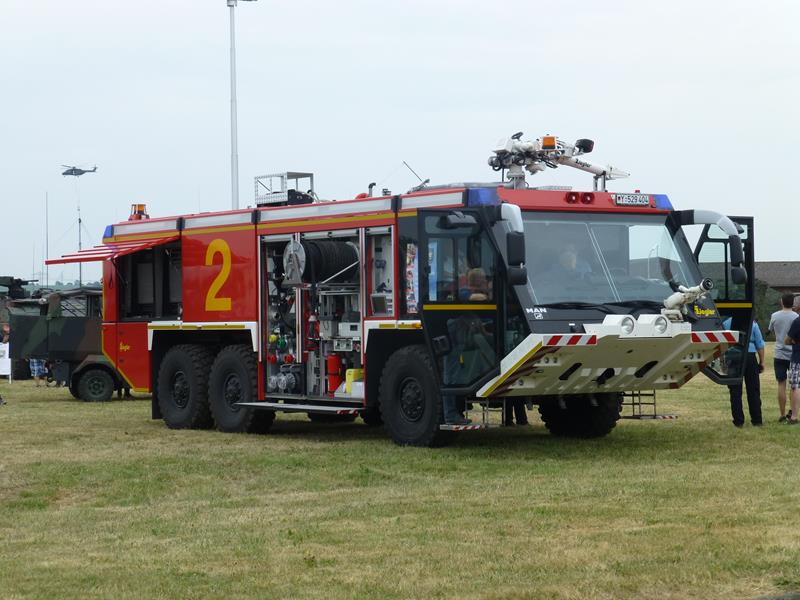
[48,135,754,445]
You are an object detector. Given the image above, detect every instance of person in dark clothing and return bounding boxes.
[725,319,765,427]
[503,398,529,426]
[783,316,800,425]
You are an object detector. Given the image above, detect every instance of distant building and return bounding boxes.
[755,262,800,295]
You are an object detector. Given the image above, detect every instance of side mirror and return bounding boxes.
[507,266,528,286]
[728,235,744,267]
[439,212,478,230]
[506,231,526,266]
[731,266,747,285]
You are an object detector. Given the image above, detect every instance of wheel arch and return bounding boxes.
[149,329,252,420]
[364,329,425,409]
[70,358,122,391]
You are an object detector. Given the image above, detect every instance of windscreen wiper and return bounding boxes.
[605,300,665,311]
[536,302,615,314]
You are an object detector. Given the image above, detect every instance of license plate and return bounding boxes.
[613,193,650,206]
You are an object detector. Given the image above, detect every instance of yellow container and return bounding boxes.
[345,368,364,394]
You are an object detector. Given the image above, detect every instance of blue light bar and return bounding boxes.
[653,194,673,210]
[467,187,500,207]
[103,225,114,239]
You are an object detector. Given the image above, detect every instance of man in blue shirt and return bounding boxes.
[725,318,765,427]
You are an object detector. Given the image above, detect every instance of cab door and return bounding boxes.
[693,216,755,384]
[418,209,503,395]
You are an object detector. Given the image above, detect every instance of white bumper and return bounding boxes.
[476,328,739,398]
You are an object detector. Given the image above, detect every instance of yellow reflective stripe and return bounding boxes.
[482,342,543,396]
[148,324,247,331]
[422,304,496,311]
[183,224,253,236]
[258,212,393,230]
[102,230,177,243]
[715,302,753,308]
[376,322,422,330]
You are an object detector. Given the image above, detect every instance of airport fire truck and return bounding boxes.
[48,134,755,446]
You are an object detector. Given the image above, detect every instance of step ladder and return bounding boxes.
[620,390,678,420]
[440,399,529,431]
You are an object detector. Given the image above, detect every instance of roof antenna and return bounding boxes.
[403,161,430,193]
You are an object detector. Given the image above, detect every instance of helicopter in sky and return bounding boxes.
[61,165,97,177]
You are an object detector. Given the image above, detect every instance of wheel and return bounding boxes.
[208,345,275,433]
[307,412,357,423]
[68,382,81,400]
[360,406,383,427]
[379,345,451,447]
[157,344,214,429]
[76,368,114,402]
[538,393,622,438]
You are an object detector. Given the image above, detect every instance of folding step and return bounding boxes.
[619,390,677,420]
[439,423,488,431]
[621,413,678,420]
[235,402,360,415]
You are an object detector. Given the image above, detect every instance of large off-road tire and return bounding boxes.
[157,344,214,430]
[538,393,622,438]
[360,406,383,427]
[307,412,357,423]
[76,368,114,402]
[379,345,451,447]
[208,345,275,433]
[68,381,81,400]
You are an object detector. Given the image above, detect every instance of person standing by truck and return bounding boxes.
[784,316,800,425]
[725,318,765,427]
[769,294,798,422]
[28,357,46,387]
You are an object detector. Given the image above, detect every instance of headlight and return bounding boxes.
[621,316,635,335]
[654,315,669,334]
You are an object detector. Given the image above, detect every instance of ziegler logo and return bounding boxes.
[119,342,131,352]
[693,305,715,317]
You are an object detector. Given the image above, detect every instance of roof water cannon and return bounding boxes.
[488,133,630,191]
[663,278,714,318]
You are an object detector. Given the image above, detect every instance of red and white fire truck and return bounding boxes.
[49,135,754,446]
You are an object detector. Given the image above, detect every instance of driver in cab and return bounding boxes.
[545,243,592,279]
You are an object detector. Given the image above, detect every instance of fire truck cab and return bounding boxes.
[49,136,754,446]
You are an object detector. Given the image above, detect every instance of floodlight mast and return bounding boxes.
[227,0,257,210]
[488,133,630,191]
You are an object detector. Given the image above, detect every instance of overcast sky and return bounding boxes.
[1,0,798,283]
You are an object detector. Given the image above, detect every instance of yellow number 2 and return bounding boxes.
[205,239,232,311]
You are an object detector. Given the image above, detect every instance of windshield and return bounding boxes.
[523,212,700,305]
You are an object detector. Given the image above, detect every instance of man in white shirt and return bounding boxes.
[769,294,799,422]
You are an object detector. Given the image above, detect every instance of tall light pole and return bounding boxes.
[228,0,256,210]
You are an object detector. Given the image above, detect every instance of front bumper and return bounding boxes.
[476,328,738,398]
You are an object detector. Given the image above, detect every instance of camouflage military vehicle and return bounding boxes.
[8,288,125,401]
[0,276,36,380]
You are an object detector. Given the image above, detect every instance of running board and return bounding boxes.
[620,414,678,420]
[236,402,360,415]
[439,423,488,431]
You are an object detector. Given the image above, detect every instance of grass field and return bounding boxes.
[2,345,800,599]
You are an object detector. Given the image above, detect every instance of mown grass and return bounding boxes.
[1,345,799,599]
